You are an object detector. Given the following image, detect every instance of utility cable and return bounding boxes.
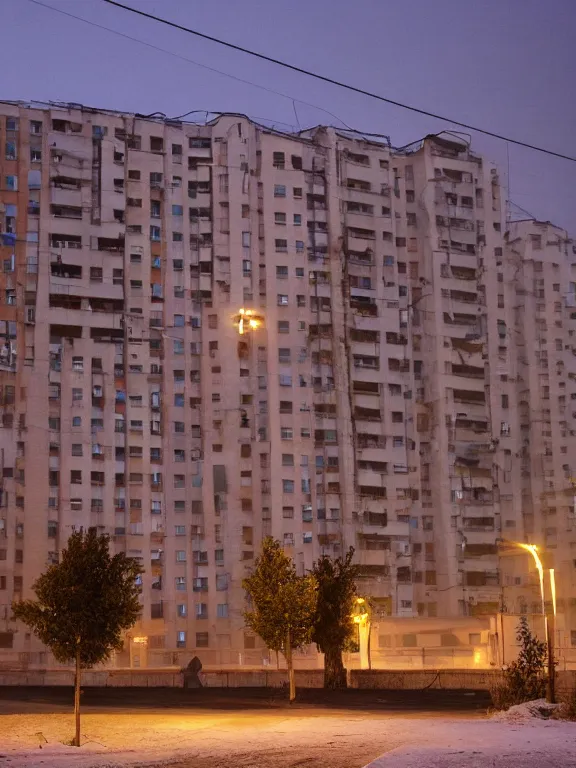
[24,0,354,133]
[100,0,576,163]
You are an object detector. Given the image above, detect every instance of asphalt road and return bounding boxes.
[0,685,491,716]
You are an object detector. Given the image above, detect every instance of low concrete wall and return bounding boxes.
[1,667,575,693]
[350,669,500,691]
[0,668,184,688]
[202,669,324,688]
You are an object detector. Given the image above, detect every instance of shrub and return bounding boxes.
[491,616,547,710]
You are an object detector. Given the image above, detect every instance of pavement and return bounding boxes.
[0,685,492,716]
[0,687,573,767]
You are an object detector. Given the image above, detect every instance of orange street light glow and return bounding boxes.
[234,308,263,334]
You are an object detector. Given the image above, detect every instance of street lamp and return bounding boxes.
[233,308,264,335]
[499,539,556,702]
[352,597,371,670]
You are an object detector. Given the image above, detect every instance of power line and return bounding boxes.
[100,0,576,163]
[24,0,354,132]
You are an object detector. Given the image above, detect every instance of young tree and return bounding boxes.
[243,537,317,701]
[311,547,359,689]
[491,615,548,710]
[12,528,143,746]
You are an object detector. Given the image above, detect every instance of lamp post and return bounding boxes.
[499,540,556,702]
[352,597,371,670]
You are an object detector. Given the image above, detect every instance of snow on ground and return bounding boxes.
[491,697,560,723]
[0,709,574,768]
[367,720,576,768]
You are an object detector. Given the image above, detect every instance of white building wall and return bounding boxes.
[0,102,574,666]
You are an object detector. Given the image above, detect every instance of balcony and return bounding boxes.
[358,485,387,499]
[460,543,498,559]
[451,364,485,380]
[95,236,125,253]
[453,389,486,407]
[354,406,382,422]
[50,261,82,280]
[350,298,377,317]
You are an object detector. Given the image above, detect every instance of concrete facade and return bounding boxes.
[0,101,574,670]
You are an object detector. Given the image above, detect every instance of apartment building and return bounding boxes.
[0,101,574,667]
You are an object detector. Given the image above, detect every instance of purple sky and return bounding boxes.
[3,0,575,231]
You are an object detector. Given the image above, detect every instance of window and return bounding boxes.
[150,226,161,241]
[72,416,82,427]
[281,427,293,440]
[282,479,294,493]
[196,632,209,648]
[275,239,288,252]
[293,187,303,198]
[274,184,286,197]
[275,212,287,225]
[278,320,290,333]
[293,214,302,226]
[277,294,289,306]
[273,151,285,168]
[175,577,186,591]
[217,603,229,619]
[295,240,305,253]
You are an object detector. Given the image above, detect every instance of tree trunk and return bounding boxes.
[285,629,295,702]
[324,646,347,689]
[74,649,81,747]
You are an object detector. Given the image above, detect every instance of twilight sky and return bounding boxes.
[3,0,575,232]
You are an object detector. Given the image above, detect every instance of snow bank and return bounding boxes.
[491,698,560,723]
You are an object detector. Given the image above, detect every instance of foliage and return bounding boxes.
[12,528,143,666]
[311,547,359,688]
[243,537,317,653]
[311,547,359,654]
[491,616,547,710]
